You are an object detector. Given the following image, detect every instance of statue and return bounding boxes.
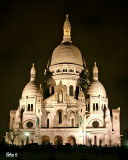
[79,115,82,126]
[59,91,63,103]
[36,116,39,126]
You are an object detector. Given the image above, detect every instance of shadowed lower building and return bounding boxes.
[5,15,120,146]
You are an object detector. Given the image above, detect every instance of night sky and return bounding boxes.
[0,0,128,138]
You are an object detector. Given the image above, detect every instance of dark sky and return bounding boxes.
[0,0,128,137]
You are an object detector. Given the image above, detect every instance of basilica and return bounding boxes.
[5,15,120,146]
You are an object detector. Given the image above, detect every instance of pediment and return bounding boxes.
[67,95,77,104]
[44,94,77,105]
[44,94,55,104]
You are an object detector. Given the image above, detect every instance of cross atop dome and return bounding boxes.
[62,14,72,43]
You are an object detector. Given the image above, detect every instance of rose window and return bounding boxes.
[92,121,99,128]
[27,122,33,128]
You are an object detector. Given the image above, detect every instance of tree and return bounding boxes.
[122,129,128,147]
[7,131,17,145]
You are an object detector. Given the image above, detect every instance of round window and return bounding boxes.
[27,122,33,128]
[92,121,99,128]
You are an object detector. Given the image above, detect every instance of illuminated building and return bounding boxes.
[5,15,120,146]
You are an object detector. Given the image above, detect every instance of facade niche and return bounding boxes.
[58,91,63,103]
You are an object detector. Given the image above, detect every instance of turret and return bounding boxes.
[78,88,85,103]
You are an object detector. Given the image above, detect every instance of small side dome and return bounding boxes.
[22,82,38,98]
[87,62,107,98]
[22,64,38,98]
[87,81,106,97]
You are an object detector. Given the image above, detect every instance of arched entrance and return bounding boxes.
[54,136,63,145]
[42,136,50,145]
[67,136,76,146]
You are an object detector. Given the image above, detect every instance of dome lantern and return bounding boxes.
[62,14,72,43]
[30,63,36,82]
[93,62,98,81]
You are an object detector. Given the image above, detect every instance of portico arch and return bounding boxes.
[42,136,50,145]
[67,136,76,146]
[54,136,63,145]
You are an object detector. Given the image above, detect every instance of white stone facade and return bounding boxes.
[5,15,120,146]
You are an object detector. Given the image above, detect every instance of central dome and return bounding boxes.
[50,43,83,66]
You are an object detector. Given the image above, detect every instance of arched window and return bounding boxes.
[76,70,80,73]
[59,111,62,124]
[96,103,98,110]
[86,105,88,111]
[104,104,106,110]
[31,104,33,111]
[63,69,67,72]
[75,86,79,99]
[71,118,74,127]
[94,73,98,77]
[51,86,54,94]
[20,108,24,121]
[56,69,60,72]
[69,85,73,96]
[47,88,49,97]
[88,104,90,111]
[47,119,49,128]
[69,69,74,72]
[31,74,35,78]
[28,104,30,111]
[93,103,95,111]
